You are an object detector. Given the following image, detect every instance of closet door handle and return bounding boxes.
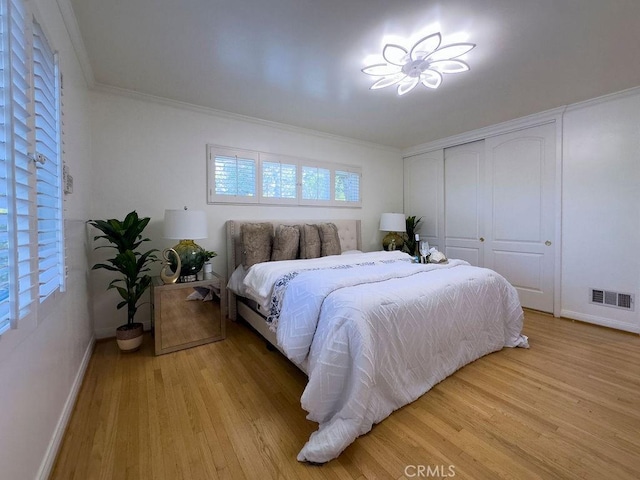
[479,237,485,242]
[545,240,552,246]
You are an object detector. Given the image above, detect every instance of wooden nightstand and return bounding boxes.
[151,272,226,355]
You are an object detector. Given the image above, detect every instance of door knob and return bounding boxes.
[545,240,552,246]
[479,237,485,242]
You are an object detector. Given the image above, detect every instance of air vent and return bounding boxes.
[590,289,635,311]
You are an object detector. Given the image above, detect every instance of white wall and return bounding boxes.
[88,90,403,337]
[561,89,640,332]
[0,1,94,479]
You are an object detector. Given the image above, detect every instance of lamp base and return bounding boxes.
[382,232,405,251]
[178,274,198,283]
[171,239,205,281]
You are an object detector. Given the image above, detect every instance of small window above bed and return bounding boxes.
[208,146,258,204]
[207,144,362,208]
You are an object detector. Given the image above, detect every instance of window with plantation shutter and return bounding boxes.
[0,0,64,337]
[335,169,361,205]
[0,0,34,334]
[33,18,63,300]
[261,155,297,203]
[301,165,331,204]
[207,146,258,203]
[207,144,361,208]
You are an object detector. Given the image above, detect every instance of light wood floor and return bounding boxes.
[51,311,640,480]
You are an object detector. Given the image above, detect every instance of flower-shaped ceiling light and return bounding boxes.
[362,32,475,96]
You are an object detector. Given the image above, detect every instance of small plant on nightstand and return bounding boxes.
[89,211,158,352]
[203,250,217,274]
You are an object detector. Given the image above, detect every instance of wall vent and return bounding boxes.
[590,289,635,311]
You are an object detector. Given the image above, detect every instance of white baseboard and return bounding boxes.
[560,309,640,334]
[36,335,96,480]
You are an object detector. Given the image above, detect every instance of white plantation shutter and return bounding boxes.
[0,0,34,333]
[33,18,63,300]
[261,157,297,202]
[301,165,331,202]
[335,169,361,204]
[0,0,10,334]
[208,146,258,203]
[207,144,361,207]
[0,0,63,336]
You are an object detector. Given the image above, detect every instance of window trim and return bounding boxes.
[0,0,64,338]
[258,152,299,205]
[207,144,362,208]
[207,145,259,204]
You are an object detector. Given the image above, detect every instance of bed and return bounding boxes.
[226,219,528,463]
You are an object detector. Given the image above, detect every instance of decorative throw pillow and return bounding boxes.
[300,224,321,259]
[241,223,273,267]
[271,224,300,261]
[317,222,341,256]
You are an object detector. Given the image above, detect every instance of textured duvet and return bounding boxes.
[245,252,528,463]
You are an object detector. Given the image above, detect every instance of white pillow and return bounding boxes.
[227,265,249,296]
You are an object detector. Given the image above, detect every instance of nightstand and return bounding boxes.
[151,271,226,355]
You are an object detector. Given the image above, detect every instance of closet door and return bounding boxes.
[404,150,444,251]
[444,141,485,266]
[484,123,556,312]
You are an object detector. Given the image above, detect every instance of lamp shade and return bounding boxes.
[379,213,406,232]
[163,209,208,240]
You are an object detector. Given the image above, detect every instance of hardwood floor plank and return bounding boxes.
[50,311,640,479]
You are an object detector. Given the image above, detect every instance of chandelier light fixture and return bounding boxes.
[362,32,475,96]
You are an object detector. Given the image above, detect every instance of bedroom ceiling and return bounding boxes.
[68,0,640,149]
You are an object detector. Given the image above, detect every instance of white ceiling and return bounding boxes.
[68,0,640,149]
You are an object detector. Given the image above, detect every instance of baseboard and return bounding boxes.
[36,335,96,480]
[560,309,640,334]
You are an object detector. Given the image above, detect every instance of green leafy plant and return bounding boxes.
[403,215,423,255]
[89,211,158,328]
[203,250,217,262]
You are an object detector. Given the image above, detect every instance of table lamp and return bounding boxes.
[164,207,208,282]
[379,213,406,251]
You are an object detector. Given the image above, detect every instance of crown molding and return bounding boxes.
[91,83,401,154]
[564,84,640,113]
[402,84,640,158]
[402,106,566,158]
[56,0,95,87]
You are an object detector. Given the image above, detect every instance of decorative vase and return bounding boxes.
[382,232,404,251]
[116,322,144,352]
[170,239,205,281]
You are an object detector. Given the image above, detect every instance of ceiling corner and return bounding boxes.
[55,0,96,87]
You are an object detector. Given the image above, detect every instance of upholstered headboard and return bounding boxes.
[225,219,362,320]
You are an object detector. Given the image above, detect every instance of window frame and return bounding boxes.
[207,144,362,208]
[334,166,362,206]
[0,0,64,338]
[207,145,259,204]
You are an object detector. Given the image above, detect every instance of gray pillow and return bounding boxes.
[271,225,300,261]
[241,223,273,267]
[317,222,341,256]
[300,224,321,259]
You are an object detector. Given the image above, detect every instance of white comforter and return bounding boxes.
[242,252,528,463]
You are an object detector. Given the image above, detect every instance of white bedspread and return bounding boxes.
[241,250,410,311]
[245,253,528,463]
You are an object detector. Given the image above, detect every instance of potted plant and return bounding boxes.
[203,249,217,274]
[403,215,423,255]
[89,211,158,352]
